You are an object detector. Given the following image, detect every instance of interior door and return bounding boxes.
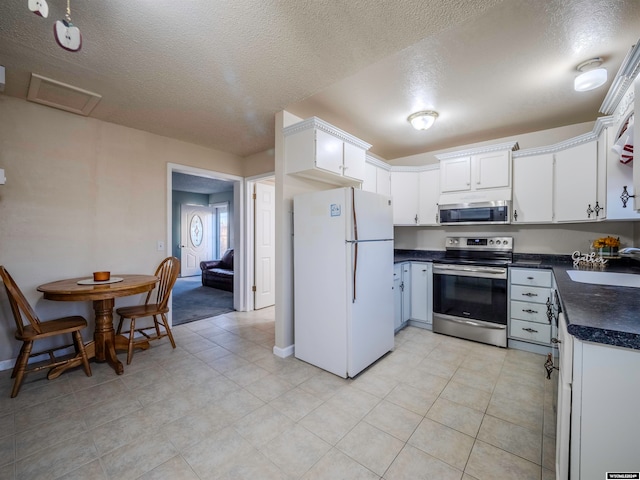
[254,182,275,309]
[180,204,213,277]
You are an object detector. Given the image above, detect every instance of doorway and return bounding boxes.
[246,175,276,311]
[167,164,244,324]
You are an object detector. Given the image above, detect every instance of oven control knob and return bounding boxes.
[503,240,509,245]
[489,240,494,245]
[496,240,501,245]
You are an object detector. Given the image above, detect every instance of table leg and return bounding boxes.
[93,298,124,375]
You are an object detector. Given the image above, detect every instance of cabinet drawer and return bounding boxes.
[511,300,550,324]
[510,268,552,288]
[510,319,551,344]
[511,285,551,304]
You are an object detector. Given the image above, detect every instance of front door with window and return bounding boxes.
[180,204,213,277]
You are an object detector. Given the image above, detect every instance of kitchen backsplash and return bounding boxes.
[394,221,640,255]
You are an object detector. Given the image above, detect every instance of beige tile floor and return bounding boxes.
[0,307,557,480]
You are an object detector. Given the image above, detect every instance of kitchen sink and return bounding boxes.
[566,270,640,288]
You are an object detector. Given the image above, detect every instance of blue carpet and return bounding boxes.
[171,276,234,325]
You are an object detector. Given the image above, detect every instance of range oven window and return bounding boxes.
[433,273,507,325]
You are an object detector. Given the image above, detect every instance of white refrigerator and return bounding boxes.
[293,187,395,378]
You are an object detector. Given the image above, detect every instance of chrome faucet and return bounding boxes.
[619,247,640,258]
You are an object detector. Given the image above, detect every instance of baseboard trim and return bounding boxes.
[0,346,77,372]
[0,359,14,372]
[273,344,294,358]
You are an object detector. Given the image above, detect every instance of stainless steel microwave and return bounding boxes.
[438,201,511,225]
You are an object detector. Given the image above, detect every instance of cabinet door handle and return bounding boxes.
[594,201,602,217]
[586,204,594,218]
[522,292,538,297]
[513,210,518,221]
[522,309,538,314]
[523,327,538,333]
[527,276,534,280]
[551,337,561,344]
[414,214,418,224]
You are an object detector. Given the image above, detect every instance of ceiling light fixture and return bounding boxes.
[574,58,607,92]
[408,110,439,130]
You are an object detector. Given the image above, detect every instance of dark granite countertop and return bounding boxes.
[395,249,640,350]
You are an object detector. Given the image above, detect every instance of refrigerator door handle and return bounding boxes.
[353,241,358,302]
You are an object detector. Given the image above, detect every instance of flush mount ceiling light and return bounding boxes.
[574,58,607,92]
[408,110,439,130]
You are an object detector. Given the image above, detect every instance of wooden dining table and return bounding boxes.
[37,274,158,376]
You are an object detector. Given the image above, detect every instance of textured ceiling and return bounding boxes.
[0,1,639,160]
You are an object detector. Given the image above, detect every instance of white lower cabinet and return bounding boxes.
[556,311,572,480]
[393,263,411,332]
[409,262,432,327]
[570,338,640,480]
[509,268,553,348]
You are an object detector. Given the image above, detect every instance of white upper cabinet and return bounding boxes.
[440,156,471,192]
[440,150,511,193]
[554,141,600,222]
[390,170,420,225]
[362,161,377,193]
[634,76,640,211]
[436,143,516,205]
[474,150,511,190]
[390,166,439,226]
[284,117,371,186]
[376,167,391,196]
[512,153,554,223]
[418,168,440,226]
[362,155,391,196]
[604,84,640,219]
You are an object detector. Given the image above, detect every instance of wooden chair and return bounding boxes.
[115,257,180,364]
[0,266,92,398]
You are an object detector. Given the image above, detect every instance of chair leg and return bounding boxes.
[73,331,92,377]
[11,343,28,379]
[152,315,161,338]
[160,313,176,349]
[116,315,124,335]
[127,319,136,365]
[11,341,33,398]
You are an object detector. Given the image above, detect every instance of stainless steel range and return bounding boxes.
[432,236,513,347]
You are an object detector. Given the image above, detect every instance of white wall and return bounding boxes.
[0,96,245,366]
[274,111,336,356]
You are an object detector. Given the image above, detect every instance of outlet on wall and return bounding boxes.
[157,240,165,251]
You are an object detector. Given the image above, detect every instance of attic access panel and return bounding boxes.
[27,73,101,116]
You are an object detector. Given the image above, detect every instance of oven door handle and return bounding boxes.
[444,316,507,329]
[433,265,507,278]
